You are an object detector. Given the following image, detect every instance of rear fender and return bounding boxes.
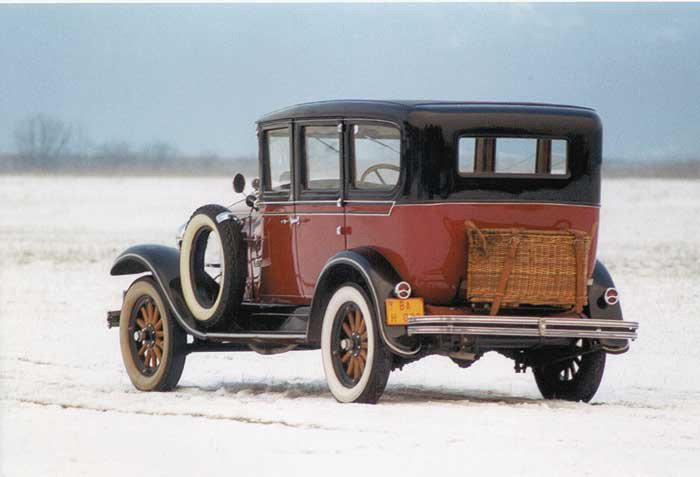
[587,260,628,353]
[308,247,421,357]
[110,244,205,340]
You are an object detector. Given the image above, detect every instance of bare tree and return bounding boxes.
[142,141,178,170]
[14,114,72,170]
[95,140,136,169]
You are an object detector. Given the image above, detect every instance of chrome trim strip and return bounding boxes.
[259,200,594,207]
[406,315,638,340]
[207,332,307,341]
[407,316,638,328]
[258,200,596,214]
[407,326,637,340]
[345,200,395,204]
[396,202,600,209]
[294,200,339,205]
[215,211,241,224]
[262,212,396,217]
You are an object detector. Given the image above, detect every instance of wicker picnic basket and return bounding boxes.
[465,221,593,315]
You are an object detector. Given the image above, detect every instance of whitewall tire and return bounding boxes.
[179,204,247,329]
[321,284,392,404]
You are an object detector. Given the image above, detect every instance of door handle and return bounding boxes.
[280,216,300,225]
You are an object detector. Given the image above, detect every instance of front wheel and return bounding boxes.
[119,277,187,391]
[321,284,392,404]
[532,340,606,402]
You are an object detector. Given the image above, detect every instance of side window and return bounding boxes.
[263,128,291,193]
[351,124,401,190]
[458,137,476,174]
[495,138,537,174]
[458,136,568,176]
[302,125,341,190]
[550,139,568,175]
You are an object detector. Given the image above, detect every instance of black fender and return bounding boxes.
[587,260,627,353]
[110,244,207,340]
[308,247,421,357]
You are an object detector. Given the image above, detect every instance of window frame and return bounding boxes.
[295,119,344,201]
[456,134,571,179]
[344,119,404,201]
[259,121,294,201]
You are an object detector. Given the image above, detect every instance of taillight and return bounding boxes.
[393,281,412,299]
[604,288,619,306]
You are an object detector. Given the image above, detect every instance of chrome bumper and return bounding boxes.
[407,315,638,341]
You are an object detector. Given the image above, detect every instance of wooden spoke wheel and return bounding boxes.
[533,339,606,402]
[321,284,392,404]
[333,303,369,385]
[129,297,165,375]
[119,278,186,392]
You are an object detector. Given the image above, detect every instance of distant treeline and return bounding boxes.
[1,114,698,178]
[1,113,257,176]
[603,159,700,179]
[2,153,698,179]
[0,151,257,176]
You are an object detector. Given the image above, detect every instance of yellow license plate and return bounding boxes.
[385,298,424,326]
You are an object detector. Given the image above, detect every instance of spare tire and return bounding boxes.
[179,204,247,329]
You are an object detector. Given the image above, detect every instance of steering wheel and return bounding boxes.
[358,163,400,186]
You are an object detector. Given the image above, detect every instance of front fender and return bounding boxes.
[587,260,628,353]
[308,247,421,357]
[110,244,206,340]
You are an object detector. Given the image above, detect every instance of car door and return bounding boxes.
[293,120,346,298]
[257,122,304,303]
[344,120,402,255]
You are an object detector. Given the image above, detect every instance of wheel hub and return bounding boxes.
[350,332,362,356]
[134,324,156,347]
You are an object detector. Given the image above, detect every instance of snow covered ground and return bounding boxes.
[1,176,698,476]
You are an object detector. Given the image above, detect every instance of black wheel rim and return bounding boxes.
[189,226,223,308]
[128,296,165,376]
[331,303,369,388]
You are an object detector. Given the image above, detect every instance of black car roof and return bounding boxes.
[257,99,597,124]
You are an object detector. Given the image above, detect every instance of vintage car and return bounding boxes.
[108,100,638,403]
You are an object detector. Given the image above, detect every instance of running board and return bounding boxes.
[106,310,308,344]
[407,315,638,341]
[205,331,307,344]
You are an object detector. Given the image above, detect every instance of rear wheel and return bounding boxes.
[321,284,392,404]
[119,278,186,391]
[532,340,606,402]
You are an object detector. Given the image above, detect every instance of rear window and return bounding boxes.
[495,138,537,174]
[458,136,568,176]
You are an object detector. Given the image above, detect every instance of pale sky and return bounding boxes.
[1,3,699,160]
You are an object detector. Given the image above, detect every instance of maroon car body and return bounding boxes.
[110,100,638,403]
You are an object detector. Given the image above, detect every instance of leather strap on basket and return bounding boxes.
[572,229,587,314]
[464,220,487,255]
[490,229,522,316]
